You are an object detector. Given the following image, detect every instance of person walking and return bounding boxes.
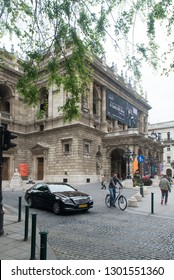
[159,174,171,205]
[101,174,107,189]
[108,173,123,207]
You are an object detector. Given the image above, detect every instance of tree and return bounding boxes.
[1,0,174,121]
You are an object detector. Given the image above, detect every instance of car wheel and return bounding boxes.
[27,197,33,208]
[53,201,62,215]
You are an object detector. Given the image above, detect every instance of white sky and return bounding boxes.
[142,68,174,124]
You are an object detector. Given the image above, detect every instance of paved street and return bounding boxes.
[2,182,174,260]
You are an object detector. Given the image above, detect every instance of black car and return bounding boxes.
[25,182,93,214]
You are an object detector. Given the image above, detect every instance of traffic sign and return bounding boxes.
[137,155,145,163]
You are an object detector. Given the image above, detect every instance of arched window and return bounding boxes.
[167,132,170,141]
[93,89,97,115]
[39,87,48,118]
[3,101,10,113]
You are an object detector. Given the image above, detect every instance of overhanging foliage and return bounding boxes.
[1,0,174,121]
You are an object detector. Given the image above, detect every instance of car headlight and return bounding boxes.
[61,197,73,204]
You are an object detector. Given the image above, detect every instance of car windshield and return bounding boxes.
[48,184,76,193]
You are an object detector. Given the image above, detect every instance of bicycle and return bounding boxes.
[105,187,127,210]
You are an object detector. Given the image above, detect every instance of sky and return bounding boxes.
[142,68,174,124]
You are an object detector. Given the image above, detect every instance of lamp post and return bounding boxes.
[123,149,136,179]
[137,154,145,197]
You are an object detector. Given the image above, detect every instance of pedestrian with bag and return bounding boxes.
[159,174,171,205]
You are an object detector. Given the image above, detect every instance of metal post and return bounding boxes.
[140,162,144,197]
[39,231,48,260]
[24,205,29,241]
[127,156,131,179]
[30,213,37,260]
[18,196,22,222]
[151,192,154,214]
[0,125,4,236]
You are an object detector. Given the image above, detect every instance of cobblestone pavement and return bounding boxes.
[31,183,174,260]
[3,182,174,260]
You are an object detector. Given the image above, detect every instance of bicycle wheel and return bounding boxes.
[118,195,127,211]
[105,194,111,208]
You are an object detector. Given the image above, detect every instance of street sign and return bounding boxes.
[137,155,145,163]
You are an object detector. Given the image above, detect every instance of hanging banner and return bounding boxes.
[106,90,127,123]
[18,163,28,177]
[106,90,138,127]
[133,158,139,173]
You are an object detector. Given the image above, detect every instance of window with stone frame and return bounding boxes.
[167,145,170,151]
[83,140,91,155]
[62,139,72,155]
[167,156,171,164]
[37,87,48,119]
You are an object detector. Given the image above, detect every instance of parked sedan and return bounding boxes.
[25,182,93,214]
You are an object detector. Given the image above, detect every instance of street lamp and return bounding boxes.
[123,149,136,179]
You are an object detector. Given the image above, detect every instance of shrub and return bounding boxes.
[133,174,152,186]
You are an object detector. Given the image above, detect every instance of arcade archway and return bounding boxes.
[110,148,126,180]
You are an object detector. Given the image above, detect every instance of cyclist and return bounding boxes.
[109,173,123,207]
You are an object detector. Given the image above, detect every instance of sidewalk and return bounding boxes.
[0,205,57,260]
[127,185,174,219]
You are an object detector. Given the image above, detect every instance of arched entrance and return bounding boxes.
[110,148,125,179]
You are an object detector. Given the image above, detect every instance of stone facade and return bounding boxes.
[0,48,163,184]
[148,121,174,178]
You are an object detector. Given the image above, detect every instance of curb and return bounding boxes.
[3,203,57,260]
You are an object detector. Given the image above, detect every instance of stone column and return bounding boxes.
[144,115,148,134]
[139,112,144,133]
[88,82,94,127]
[48,88,53,118]
[101,86,107,132]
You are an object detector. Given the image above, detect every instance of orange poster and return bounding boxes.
[18,163,28,177]
[133,158,139,173]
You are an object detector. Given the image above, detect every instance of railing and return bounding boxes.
[105,127,139,138]
[163,138,173,141]
[0,112,11,119]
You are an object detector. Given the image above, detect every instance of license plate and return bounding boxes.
[79,204,88,208]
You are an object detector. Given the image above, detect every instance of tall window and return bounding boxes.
[167,156,171,164]
[39,87,48,118]
[93,90,97,115]
[167,146,170,151]
[62,139,72,155]
[83,140,91,155]
[167,132,170,141]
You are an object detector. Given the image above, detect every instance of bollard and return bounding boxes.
[18,196,22,222]
[30,213,37,260]
[140,181,144,198]
[24,205,29,241]
[151,192,154,214]
[39,230,48,260]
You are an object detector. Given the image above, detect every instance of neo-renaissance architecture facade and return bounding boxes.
[0,47,163,184]
[148,121,174,178]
